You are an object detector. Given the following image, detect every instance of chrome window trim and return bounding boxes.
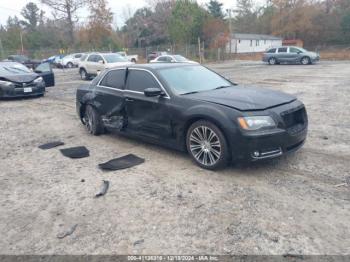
[96,68,170,99]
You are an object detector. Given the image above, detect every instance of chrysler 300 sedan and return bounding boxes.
[76,63,308,169]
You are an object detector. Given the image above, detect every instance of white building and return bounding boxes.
[226,33,282,53]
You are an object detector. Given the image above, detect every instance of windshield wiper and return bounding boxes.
[181,91,199,95]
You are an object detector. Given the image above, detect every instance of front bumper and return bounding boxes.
[232,100,308,162]
[233,127,307,161]
[0,84,45,98]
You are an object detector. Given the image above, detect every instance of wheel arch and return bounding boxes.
[182,114,232,154]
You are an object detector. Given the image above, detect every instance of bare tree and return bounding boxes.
[40,0,86,43]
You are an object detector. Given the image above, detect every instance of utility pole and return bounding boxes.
[0,37,4,60]
[226,9,232,54]
[20,31,24,54]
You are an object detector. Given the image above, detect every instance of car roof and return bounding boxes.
[0,61,24,67]
[127,63,198,71]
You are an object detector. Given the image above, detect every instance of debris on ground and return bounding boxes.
[98,154,144,171]
[38,141,64,150]
[56,224,78,239]
[133,239,144,246]
[60,146,89,159]
[95,180,109,198]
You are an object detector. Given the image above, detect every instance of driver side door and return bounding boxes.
[124,69,172,140]
[34,62,55,87]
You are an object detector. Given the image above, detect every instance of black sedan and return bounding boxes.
[0,62,55,98]
[76,63,308,169]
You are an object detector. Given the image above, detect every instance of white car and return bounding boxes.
[116,51,138,63]
[59,53,84,68]
[78,53,133,80]
[150,55,197,64]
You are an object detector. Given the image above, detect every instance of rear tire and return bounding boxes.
[131,58,136,63]
[186,120,229,170]
[268,57,277,65]
[83,105,104,136]
[67,62,73,68]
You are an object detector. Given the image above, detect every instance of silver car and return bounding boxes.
[263,46,320,65]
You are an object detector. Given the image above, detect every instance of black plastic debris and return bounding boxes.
[38,141,64,150]
[60,146,89,159]
[57,224,78,239]
[133,239,144,246]
[95,180,109,198]
[98,154,144,171]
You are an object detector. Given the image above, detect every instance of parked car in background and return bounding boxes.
[0,61,55,98]
[5,55,41,69]
[147,51,168,63]
[78,53,133,80]
[76,63,308,170]
[42,55,64,67]
[59,53,84,68]
[116,51,138,63]
[150,54,197,64]
[263,46,320,65]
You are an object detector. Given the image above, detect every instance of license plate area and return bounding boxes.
[23,87,32,93]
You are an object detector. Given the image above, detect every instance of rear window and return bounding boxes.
[99,69,125,89]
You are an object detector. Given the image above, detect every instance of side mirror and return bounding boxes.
[98,60,104,64]
[144,87,164,97]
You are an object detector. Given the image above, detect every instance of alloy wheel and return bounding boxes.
[85,108,93,133]
[301,57,310,65]
[189,126,222,166]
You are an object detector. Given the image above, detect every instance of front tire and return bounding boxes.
[83,105,104,135]
[80,68,89,80]
[186,120,229,170]
[67,62,73,68]
[301,56,311,65]
[268,57,277,65]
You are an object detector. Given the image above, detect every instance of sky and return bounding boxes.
[0,0,252,27]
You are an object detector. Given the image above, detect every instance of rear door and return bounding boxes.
[277,47,288,62]
[94,69,126,128]
[34,62,55,87]
[124,69,172,139]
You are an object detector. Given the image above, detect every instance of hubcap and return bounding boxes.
[302,58,308,64]
[270,58,276,64]
[81,71,86,79]
[189,126,221,166]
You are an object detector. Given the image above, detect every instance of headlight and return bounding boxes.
[0,80,13,87]
[34,77,44,83]
[238,116,276,130]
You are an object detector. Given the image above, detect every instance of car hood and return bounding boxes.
[185,85,296,111]
[0,73,38,83]
[106,62,134,68]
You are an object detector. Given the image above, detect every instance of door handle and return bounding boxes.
[125,98,134,102]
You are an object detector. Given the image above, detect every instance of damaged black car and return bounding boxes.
[0,62,55,98]
[76,63,308,170]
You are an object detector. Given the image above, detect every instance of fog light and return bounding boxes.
[253,151,260,157]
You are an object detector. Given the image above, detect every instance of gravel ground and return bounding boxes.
[0,61,349,255]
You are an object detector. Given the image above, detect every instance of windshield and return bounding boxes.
[0,63,31,74]
[158,65,232,95]
[173,55,188,62]
[104,54,128,63]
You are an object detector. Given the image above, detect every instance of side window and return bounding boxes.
[166,56,173,62]
[157,56,167,62]
[75,54,82,58]
[289,47,300,53]
[267,48,276,53]
[95,55,103,63]
[87,55,95,62]
[126,70,160,93]
[278,47,287,53]
[100,69,125,89]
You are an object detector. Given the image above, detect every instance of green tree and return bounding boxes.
[20,2,40,31]
[207,0,224,19]
[168,0,207,44]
